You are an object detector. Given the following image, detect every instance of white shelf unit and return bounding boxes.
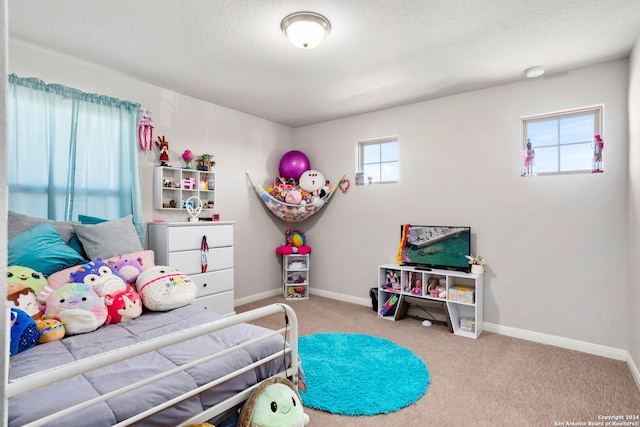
[377,263,483,338]
[148,221,235,316]
[154,166,216,211]
[282,254,309,300]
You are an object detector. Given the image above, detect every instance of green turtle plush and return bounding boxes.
[238,377,309,427]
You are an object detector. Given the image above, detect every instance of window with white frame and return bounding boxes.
[521,105,604,176]
[357,137,398,184]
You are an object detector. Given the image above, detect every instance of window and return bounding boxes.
[7,74,144,239]
[357,137,398,184]
[521,105,603,175]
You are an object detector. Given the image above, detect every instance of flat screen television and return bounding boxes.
[399,224,471,273]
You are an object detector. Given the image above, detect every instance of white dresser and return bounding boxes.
[148,221,235,316]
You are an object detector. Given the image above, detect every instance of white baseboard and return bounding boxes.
[309,288,371,307]
[628,352,640,391]
[234,288,281,307]
[241,288,639,391]
[482,322,627,361]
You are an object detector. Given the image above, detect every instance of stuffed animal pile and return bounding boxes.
[7,256,196,356]
[265,169,332,208]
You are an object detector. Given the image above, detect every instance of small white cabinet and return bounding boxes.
[377,264,483,338]
[154,166,216,211]
[148,221,235,315]
[282,254,309,299]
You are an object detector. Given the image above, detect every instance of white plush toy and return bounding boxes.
[135,266,197,311]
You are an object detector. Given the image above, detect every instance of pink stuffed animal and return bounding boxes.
[105,285,142,323]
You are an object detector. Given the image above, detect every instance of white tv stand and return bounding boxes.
[377,263,483,338]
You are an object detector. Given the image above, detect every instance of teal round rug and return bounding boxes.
[298,332,430,415]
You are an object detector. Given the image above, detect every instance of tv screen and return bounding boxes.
[400,225,471,272]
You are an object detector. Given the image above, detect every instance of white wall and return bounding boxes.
[628,37,640,378]
[294,59,630,349]
[6,40,634,351]
[8,40,294,300]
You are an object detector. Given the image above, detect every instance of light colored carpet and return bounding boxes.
[237,295,640,427]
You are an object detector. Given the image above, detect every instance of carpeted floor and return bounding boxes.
[237,295,640,427]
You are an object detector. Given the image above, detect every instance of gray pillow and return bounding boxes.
[8,211,78,243]
[73,215,143,260]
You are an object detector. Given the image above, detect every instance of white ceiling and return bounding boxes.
[8,0,640,128]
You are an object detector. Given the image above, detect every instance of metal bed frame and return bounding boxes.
[5,303,299,427]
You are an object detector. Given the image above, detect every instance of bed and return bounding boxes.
[5,212,301,427]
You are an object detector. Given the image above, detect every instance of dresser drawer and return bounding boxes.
[192,291,234,315]
[190,269,234,297]
[168,247,233,275]
[167,224,233,251]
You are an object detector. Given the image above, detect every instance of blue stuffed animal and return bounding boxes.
[10,308,38,356]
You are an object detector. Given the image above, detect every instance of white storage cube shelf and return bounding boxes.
[154,166,215,211]
[283,254,309,300]
[377,264,483,338]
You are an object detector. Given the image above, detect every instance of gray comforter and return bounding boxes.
[8,304,288,426]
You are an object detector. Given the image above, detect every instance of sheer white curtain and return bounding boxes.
[7,74,144,241]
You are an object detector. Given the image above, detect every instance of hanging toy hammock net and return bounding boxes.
[246,171,344,223]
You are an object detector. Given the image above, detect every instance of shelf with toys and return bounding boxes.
[277,230,312,300]
[154,166,215,211]
[377,263,483,338]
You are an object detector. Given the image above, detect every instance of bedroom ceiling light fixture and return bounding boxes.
[525,66,545,78]
[281,11,331,49]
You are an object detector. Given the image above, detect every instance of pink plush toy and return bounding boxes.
[44,283,108,335]
[105,285,142,323]
[109,256,145,284]
[275,230,312,255]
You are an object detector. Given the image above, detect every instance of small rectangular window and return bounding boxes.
[521,105,604,176]
[357,137,398,184]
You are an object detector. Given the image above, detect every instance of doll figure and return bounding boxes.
[522,139,535,176]
[592,134,604,173]
[155,136,170,166]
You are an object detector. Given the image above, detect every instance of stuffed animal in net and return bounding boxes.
[44,283,108,335]
[238,377,309,427]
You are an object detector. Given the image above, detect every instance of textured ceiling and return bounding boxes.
[8,0,640,128]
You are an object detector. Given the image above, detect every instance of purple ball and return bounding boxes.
[279,150,311,180]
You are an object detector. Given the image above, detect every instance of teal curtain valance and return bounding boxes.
[8,74,140,112]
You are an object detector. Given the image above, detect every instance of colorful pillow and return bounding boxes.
[72,215,143,260]
[8,223,87,276]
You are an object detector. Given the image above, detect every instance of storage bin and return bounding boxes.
[448,286,474,304]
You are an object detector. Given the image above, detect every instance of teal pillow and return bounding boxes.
[8,223,87,276]
[78,214,108,225]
